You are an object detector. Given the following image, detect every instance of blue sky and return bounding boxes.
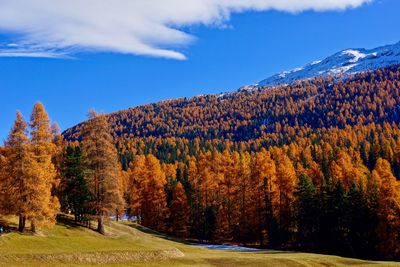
[0,0,399,141]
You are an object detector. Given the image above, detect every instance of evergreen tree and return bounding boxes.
[345,182,377,259]
[51,123,65,187]
[317,180,348,255]
[59,146,91,221]
[295,173,317,250]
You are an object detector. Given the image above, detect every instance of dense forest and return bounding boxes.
[1,66,400,261]
[66,65,400,143]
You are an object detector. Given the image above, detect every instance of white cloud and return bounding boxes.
[0,52,65,58]
[0,0,372,60]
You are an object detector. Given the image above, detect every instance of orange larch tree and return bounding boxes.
[169,181,190,238]
[128,154,167,231]
[274,151,297,244]
[372,158,400,259]
[82,110,125,234]
[3,112,32,232]
[28,102,60,232]
[250,149,276,246]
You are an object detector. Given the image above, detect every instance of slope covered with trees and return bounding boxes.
[66,65,400,145]
[62,65,400,260]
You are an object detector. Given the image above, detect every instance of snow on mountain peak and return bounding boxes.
[342,49,368,63]
[258,41,400,87]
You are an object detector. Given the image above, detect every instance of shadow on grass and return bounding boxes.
[0,218,14,227]
[127,223,296,255]
[56,214,101,236]
[0,214,100,236]
[127,223,192,246]
[0,217,17,232]
[56,214,84,230]
[0,217,34,235]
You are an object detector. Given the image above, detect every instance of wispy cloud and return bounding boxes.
[0,43,71,59]
[0,0,372,60]
[0,52,63,58]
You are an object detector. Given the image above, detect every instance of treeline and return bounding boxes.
[0,104,124,234]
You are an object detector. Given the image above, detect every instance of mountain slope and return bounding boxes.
[64,65,400,145]
[257,41,400,87]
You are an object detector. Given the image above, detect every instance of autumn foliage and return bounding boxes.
[81,111,125,234]
[1,66,400,260]
[1,104,60,232]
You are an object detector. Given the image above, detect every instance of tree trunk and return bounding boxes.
[97,216,105,235]
[31,219,36,233]
[18,215,26,232]
[260,231,265,248]
[116,209,119,222]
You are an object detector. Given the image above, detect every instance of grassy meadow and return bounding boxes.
[0,216,398,267]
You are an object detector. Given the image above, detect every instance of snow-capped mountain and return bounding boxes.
[257,41,400,87]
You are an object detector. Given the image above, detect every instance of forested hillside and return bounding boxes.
[61,65,400,260]
[65,65,400,163]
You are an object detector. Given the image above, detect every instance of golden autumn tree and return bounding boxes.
[28,102,60,232]
[128,154,167,231]
[127,154,145,220]
[250,149,276,246]
[200,152,220,239]
[0,147,7,215]
[214,150,240,241]
[299,146,324,189]
[169,181,190,238]
[187,157,202,237]
[3,112,33,231]
[372,158,400,259]
[236,151,252,243]
[330,150,368,191]
[199,151,219,209]
[274,151,297,243]
[82,110,124,234]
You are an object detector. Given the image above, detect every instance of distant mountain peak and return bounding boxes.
[257,41,400,87]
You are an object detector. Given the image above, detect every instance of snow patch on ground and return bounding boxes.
[193,243,260,251]
[342,49,367,63]
[311,60,322,65]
